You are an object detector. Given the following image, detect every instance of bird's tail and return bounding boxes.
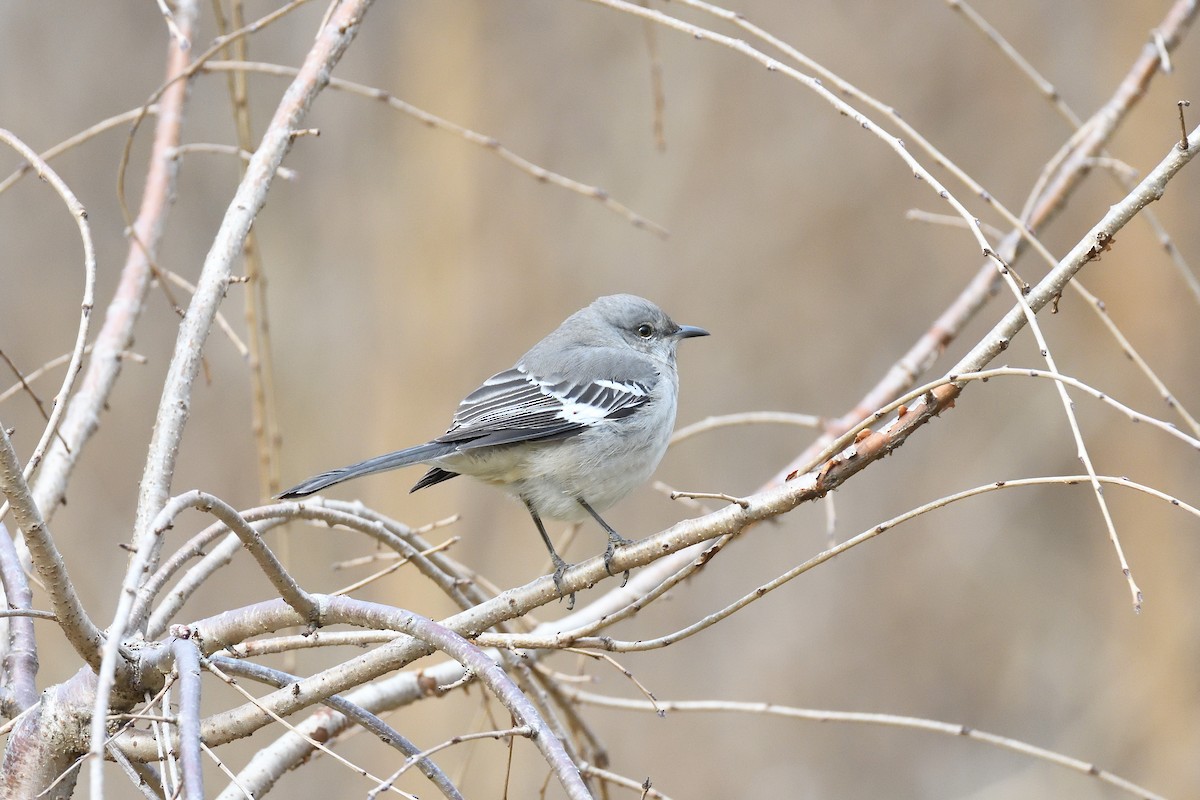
[277,441,457,498]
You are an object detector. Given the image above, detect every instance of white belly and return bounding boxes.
[432,407,675,522]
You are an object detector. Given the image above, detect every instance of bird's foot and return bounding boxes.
[551,558,576,610]
[602,540,631,588]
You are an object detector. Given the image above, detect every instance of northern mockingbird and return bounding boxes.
[279,294,708,601]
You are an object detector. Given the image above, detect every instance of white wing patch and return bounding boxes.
[547,378,649,425]
[595,379,648,396]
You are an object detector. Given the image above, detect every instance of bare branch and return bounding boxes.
[129,0,373,568]
[210,656,464,800]
[669,411,821,445]
[91,9,377,793]
[29,7,194,526]
[0,347,146,405]
[0,522,37,711]
[153,0,191,50]
[366,725,528,800]
[122,598,593,797]
[140,500,470,637]
[0,107,157,196]
[568,691,1166,800]
[161,492,321,627]
[169,142,298,179]
[169,637,203,800]
[483,474,1197,654]
[775,0,1197,483]
[201,60,671,238]
[212,0,286,502]
[0,427,103,667]
[580,764,673,799]
[202,658,420,799]
[0,129,96,496]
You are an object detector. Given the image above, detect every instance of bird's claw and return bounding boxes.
[602,541,631,587]
[551,560,576,610]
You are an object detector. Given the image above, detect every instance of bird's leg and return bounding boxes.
[576,497,631,587]
[523,498,575,608]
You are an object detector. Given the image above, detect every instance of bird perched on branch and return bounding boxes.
[279,294,708,604]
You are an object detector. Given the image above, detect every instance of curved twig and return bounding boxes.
[0,129,96,500]
[568,690,1166,800]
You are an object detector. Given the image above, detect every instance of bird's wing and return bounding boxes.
[436,364,653,449]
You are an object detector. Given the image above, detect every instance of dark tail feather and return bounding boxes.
[278,441,457,498]
[410,467,460,493]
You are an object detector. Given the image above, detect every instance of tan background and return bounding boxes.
[1,1,1198,797]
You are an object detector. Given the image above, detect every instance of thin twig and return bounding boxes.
[770,0,1197,485]
[580,763,673,800]
[169,143,297,180]
[154,0,191,49]
[0,107,159,195]
[202,60,671,238]
[121,598,593,799]
[668,491,748,509]
[202,740,254,799]
[662,0,1143,619]
[1066,282,1199,435]
[203,659,420,799]
[946,0,1200,410]
[594,7,1127,578]
[562,648,660,713]
[218,629,401,658]
[0,350,52,425]
[946,0,1081,126]
[367,726,529,799]
[128,0,370,601]
[904,209,1006,242]
[29,3,193,528]
[213,0,287,503]
[569,691,1166,800]
[155,264,250,357]
[0,347,145,405]
[0,129,96,497]
[594,0,1009,268]
[332,538,458,596]
[0,608,56,621]
[141,501,470,637]
[330,515,462,569]
[669,411,821,445]
[212,656,463,800]
[479,471,1196,657]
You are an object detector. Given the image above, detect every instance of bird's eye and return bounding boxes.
[636,323,654,338]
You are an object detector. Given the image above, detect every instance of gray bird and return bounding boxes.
[279,294,708,602]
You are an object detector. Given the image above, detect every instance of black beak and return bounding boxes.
[676,324,710,339]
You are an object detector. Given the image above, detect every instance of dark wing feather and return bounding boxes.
[410,467,460,493]
[435,366,652,450]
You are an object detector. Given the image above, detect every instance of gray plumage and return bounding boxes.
[279,294,708,601]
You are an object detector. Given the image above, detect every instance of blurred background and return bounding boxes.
[1,1,1198,797]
